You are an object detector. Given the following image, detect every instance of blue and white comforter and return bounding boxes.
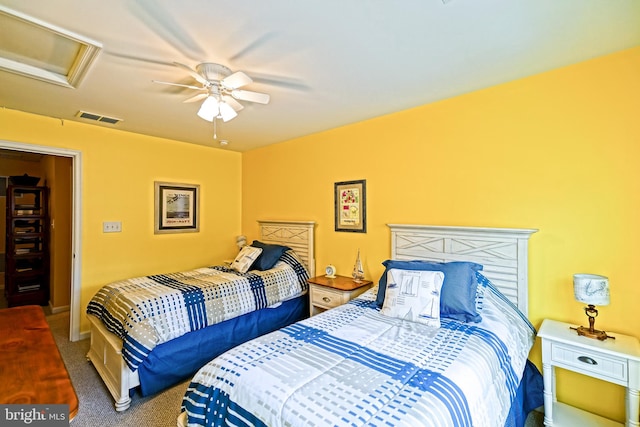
[87,251,309,371]
[182,275,536,427]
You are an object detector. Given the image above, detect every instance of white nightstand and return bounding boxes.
[307,275,372,317]
[538,319,640,426]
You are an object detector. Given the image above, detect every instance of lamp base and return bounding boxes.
[571,325,614,341]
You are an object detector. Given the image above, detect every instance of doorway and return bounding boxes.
[0,140,82,342]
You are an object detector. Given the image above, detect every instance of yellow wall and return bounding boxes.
[0,110,243,331]
[243,47,640,422]
[1,46,638,422]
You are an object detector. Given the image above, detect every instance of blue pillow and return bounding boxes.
[375,260,483,323]
[250,240,290,271]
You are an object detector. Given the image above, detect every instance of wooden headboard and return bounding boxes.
[258,220,316,277]
[388,224,537,316]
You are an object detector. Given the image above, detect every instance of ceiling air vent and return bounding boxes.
[76,111,122,125]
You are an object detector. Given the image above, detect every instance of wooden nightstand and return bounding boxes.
[538,319,640,426]
[307,275,373,316]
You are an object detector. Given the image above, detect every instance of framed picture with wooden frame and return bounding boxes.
[334,179,366,233]
[154,181,200,234]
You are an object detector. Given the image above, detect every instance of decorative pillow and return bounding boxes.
[250,240,290,271]
[375,260,483,323]
[380,269,444,327]
[230,245,263,273]
[474,271,490,314]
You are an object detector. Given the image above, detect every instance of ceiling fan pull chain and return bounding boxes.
[213,117,217,140]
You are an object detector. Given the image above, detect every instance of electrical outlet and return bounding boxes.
[103,221,122,233]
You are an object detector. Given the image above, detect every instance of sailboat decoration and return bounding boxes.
[352,249,365,283]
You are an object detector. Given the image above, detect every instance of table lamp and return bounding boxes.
[236,235,247,250]
[572,273,612,341]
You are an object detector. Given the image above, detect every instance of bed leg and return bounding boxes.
[114,396,132,412]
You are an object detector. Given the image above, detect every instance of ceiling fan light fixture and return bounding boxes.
[219,101,238,122]
[197,96,219,122]
[154,62,268,124]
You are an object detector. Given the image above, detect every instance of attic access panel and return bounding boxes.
[0,5,102,88]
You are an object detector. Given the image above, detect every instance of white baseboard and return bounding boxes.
[49,302,70,314]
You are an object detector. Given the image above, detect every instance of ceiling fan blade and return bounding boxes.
[222,95,244,112]
[128,0,206,60]
[105,51,177,68]
[228,32,277,62]
[252,76,310,92]
[152,80,203,90]
[183,93,209,103]
[173,62,209,86]
[231,89,270,104]
[222,71,252,89]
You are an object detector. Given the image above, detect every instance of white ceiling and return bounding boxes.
[0,0,638,152]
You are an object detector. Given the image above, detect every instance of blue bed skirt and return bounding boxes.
[136,294,309,396]
[506,359,544,427]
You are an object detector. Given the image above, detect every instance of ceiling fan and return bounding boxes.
[152,62,270,123]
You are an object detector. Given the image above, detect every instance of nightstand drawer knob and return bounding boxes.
[577,356,597,365]
[322,297,331,303]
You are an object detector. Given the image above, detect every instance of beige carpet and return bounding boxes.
[46,311,544,426]
[46,311,187,427]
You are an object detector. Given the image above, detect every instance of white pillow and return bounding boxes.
[380,269,444,327]
[230,246,262,273]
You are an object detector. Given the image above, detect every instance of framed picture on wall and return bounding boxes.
[154,181,200,234]
[334,179,366,233]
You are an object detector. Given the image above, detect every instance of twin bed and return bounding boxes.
[87,222,542,426]
[86,220,315,411]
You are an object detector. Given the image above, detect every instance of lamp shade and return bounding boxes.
[218,101,238,122]
[197,96,219,122]
[573,274,610,306]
